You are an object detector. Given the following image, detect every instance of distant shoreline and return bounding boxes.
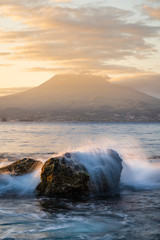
[0,120,160,123]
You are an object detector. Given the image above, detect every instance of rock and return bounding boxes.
[0,158,42,175]
[36,155,90,198]
[36,149,123,198]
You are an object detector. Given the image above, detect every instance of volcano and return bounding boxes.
[0,74,159,121]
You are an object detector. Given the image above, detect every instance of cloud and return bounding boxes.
[143,6,160,20]
[0,52,11,56]
[0,1,159,74]
[25,64,141,75]
[52,0,72,2]
[111,72,160,82]
[0,64,12,66]
[24,67,68,72]
[146,0,160,3]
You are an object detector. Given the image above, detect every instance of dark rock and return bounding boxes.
[0,158,42,176]
[37,149,123,199]
[36,156,90,198]
[64,152,71,158]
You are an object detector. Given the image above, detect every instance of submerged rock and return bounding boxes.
[36,154,90,198]
[0,158,42,175]
[37,149,123,198]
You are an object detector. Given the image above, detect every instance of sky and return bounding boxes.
[0,0,160,88]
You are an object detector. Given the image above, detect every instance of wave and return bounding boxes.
[121,158,160,190]
[0,168,41,197]
[68,147,123,194]
[0,141,160,197]
[68,144,160,192]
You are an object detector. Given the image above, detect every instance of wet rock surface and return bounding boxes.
[37,150,123,198]
[0,150,123,198]
[36,153,90,198]
[0,158,42,175]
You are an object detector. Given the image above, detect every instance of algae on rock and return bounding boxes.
[0,158,42,176]
[37,156,90,198]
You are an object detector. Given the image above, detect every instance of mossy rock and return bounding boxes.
[0,158,42,176]
[37,156,90,198]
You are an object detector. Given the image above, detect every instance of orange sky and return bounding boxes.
[0,0,160,87]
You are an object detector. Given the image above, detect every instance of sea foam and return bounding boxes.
[0,140,160,197]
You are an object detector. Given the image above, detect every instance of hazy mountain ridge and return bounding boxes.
[112,75,160,99]
[0,87,31,97]
[0,74,160,122]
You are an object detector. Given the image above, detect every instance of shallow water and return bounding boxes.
[0,191,160,240]
[0,122,160,239]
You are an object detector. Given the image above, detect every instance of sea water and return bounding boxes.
[0,122,160,239]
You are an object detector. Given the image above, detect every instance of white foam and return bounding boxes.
[121,158,160,189]
[0,168,41,196]
[0,139,160,196]
[68,145,123,194]
[68,140,160,191]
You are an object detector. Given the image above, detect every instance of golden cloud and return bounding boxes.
[143,6,160,20]
[0,1,159,75]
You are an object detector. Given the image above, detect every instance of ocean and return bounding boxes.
[0,122,160,240]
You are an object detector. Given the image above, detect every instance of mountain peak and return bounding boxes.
[0,73,159,122]
[38,73,110,89]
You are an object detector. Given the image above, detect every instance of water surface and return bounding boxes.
[0,122,160,239]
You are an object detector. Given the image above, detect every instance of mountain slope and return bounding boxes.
[112,75,160,99]
[0,74,160,121]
